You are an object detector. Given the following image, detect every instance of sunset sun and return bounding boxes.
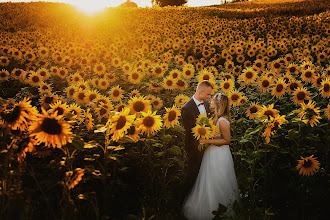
[71,0,108,15]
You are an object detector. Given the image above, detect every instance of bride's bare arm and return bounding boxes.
[199,120,231,146]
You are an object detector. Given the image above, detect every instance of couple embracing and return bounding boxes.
[180,80,240,219]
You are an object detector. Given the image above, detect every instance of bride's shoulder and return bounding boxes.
[218,116,230,125]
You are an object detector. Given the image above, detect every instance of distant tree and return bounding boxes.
[120,0,138,7]
[152,0,187,7]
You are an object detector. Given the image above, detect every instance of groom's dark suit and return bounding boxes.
[180,98,211,203]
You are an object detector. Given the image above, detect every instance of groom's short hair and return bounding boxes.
[196,80,214,91]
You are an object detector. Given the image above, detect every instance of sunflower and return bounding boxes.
[94,63,106,75]
[153,65,165,77]
[246,102,262,119]
[36,68,50,80]
[151,97,163,110]
[136,110,162,136]
[11,68,24,80]
[300,68,315,83]
[148,81,163,92]
[176,78,188,90]
[272,78,287,98]
[219,78,234,94]
[38,83,52,94]
[38,47,49,58]
[196,69,215,83]
[0,69,10,81]
[320,77,330,98]
[93,96,111,108]
[49,101,68,116]
[40,93,59,109]
[163,76,177,90]
[239,67,258,84]
[106,107,136,142]
[29,108,73,148]
[128,96,151,114]
[130,89,140,99]
[67,103,84,120]
[258,104,279,121]
[236,54,245,63]
[174,94,189,108]
[2,98,38,131]
[325,104,330,119]
[239,96,248,105]
[28,72,43,87]
[66,85,78,100]
[74,89,88,104]
[286,63,300,75]
[126,125,141,142]
[98,78,109,90]
[287,80,302,94]
[300,61,314,70]
[228,89,243,107]
[253,59,265,72]
[312,74,325,88]
[128,70,142,84]
[122,62,132,73]
[258,76,272,93]
[292,87,310,105]
[163,105,181,128]
[109,85,124,102]
[169,69,181,79]
[262,114,287,143]
[296,155,320,176]
[115,103,127,113]
[298,100,321,127]
[192,124,211,140]
[0,56,10,66]
[182,67,195,79]
[95,103,111,121]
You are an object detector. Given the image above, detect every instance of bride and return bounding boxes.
[183,93,240,220]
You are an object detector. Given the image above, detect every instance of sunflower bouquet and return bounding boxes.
[192,113,219,151]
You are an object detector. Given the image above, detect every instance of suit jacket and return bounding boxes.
[181,98,211,160]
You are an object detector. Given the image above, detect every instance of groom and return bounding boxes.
[180,80,213,203]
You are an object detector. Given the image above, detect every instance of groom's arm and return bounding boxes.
[181,106,194,132]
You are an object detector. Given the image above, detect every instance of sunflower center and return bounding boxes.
[172,72,179,78]
[100,107,107,116]
[88,94,97,101]
[168,111,177,122]
[155,67,162,74]
[41,118,62,135]
[55,107,64,115]
[177,80,185,87]
[40,71,46,76]
[116,116,127,130]
[276,84,284,92]
[231,94,239,101]
[185,70,192,76]
[274,63,280,69]
[324,84,330,92]
[128,126,136,135]
[6,106,21,123]
[59,70,66,76]
[113,90,120,97]
[224,83,230,89]
[246,71,253,79]
[0,72,7,78]
[166,80,173,86]
[32,75,40,83]
[14,70,22,76]
[69,88,75,96]
[250,106,258,114]
[45,96,54,104]
[302,159,312,168]
[143,116,155,128]
[78,92,85,100]
[203,75,210,80]
[289,67,296,73]
[256,62,262,68]
[197,127,206,136]
[133,101,145,112]
[264,110,274,119]
[297,91,306,100]
[305,71,312,78]
[97,66,103,71]
[132,73,139,80]
[290,83,298,91]
[262,80,270,87]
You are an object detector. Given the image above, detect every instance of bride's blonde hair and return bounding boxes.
[212,93,231,125]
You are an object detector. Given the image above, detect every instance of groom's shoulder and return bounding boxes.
[182,98,193,109]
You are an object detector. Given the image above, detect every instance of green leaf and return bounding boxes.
[72,135,84,150]
[107,145,125,151]
[288,129,299,140]
[168,145,182,155]
[94,124,107,133]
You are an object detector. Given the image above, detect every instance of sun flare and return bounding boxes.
[71,0,108,15]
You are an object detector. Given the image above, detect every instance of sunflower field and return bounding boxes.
[0,0,329,219]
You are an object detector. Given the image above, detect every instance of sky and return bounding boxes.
[1,0,231,8]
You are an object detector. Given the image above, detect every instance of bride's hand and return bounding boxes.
[200,139,207,145]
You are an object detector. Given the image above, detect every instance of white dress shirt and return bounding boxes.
[193,95,206,115]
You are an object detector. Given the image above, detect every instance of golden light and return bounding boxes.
[70,0,108,15]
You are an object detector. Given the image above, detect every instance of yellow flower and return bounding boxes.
[128,96,151,114]
[109,85,124,102]
[262,115,287,143]
[258,104,279,121]
[296,155,320,176]
[137,110,163,136]
[246,102,262,119]
[107,107,136,142]
[163,105,181,128]
[192,124,211,140]
[298,100,321,127]
[29,108,73,148]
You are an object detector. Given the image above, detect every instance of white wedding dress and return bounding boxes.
[183,117,240,220]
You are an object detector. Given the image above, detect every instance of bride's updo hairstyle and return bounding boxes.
[212,93,231,124]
